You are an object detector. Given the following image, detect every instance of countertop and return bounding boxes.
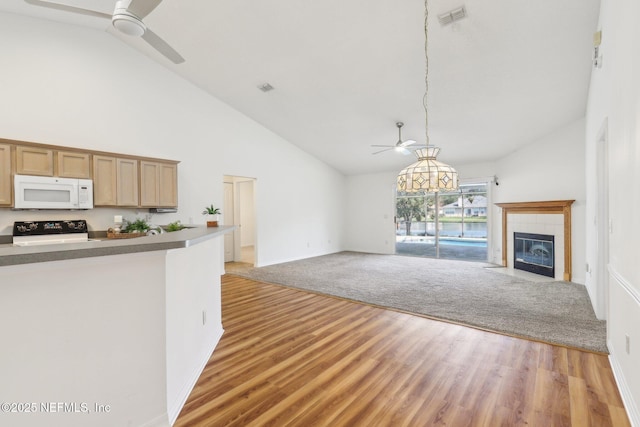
[0,225,235,267]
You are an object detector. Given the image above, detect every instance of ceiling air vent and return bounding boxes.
[438,6,467,26]
[258,83,275,92]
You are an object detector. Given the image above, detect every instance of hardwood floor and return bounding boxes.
[174,275,630,427]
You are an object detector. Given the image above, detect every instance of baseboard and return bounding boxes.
[257,250,343,268]
[609,342,640,426]
[572,275,585,285]
[167,326,224,425]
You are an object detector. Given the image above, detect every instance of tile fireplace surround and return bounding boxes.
[495,200,574,281]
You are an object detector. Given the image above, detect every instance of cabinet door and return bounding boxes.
[140,161,178,208]
[0,144,11,206]
[116,158,139,206]
[16,146,54,176]
[139,161,160,207]
[158,163,177,207]
[57,151,91,179]
[93,155,117,206]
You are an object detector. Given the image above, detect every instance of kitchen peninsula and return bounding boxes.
[0,226,233,427]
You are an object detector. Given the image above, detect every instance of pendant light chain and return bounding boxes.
[423,0,429,147]
[396,0,459,194]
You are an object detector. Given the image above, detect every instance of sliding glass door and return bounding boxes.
[395,183,488,261]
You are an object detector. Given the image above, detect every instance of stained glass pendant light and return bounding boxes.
[397,146,458,192]
[397,0,458,193]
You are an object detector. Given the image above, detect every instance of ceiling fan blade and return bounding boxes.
[370,144,395,148]
[141,27,185,64]
[400,139,417,147]
[24,0,111,19]
[372,147,393,155]
[400,148,411,155]
[127,0,162,19]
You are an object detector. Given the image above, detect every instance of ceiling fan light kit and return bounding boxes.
[112,12,146,37]
[394,146,407,153]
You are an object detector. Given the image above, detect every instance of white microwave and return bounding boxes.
[14,174,93,210]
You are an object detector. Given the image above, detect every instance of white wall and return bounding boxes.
[344,172,397,254]
[585,0,640,423]
[345,118,586,284]
[0,11,345,267]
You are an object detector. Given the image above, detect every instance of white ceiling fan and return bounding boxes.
[24,0,185,64]
[371,122,420,155]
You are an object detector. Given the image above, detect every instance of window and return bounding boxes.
[396,183,488,261]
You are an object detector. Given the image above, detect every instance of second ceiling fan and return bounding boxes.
[371,122,422,155]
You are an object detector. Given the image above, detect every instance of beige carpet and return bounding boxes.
[226,251,607,353]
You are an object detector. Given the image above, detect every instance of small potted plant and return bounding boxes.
[202,204,221,227]
[164,220,186,232]
[108,216,154,238]
[122,218,151,234]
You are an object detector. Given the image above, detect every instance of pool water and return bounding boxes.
[440,239,487,247]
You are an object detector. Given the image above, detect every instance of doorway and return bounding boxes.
[395,182,489,261]
[223,175,257,265]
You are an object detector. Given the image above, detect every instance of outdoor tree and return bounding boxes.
[396,197,424,236]
[439,194,459,208]
[425,195,436,221]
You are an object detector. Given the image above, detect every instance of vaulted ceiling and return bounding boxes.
[0,0,601,175]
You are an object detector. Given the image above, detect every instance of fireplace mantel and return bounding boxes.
[495,200,575,281]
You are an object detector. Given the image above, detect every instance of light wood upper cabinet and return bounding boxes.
[0,139,179,210]
[158,163,177,207]
[56,151,91,179]
[15,146,54,176]
[116,158,138,207]
[140,161,178,208]
[140,161,160,207]
[0,144,11,206]
[93,155,117,206]
[93,155,139,207]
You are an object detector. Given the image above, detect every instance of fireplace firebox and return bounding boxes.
[514,232,555,278]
